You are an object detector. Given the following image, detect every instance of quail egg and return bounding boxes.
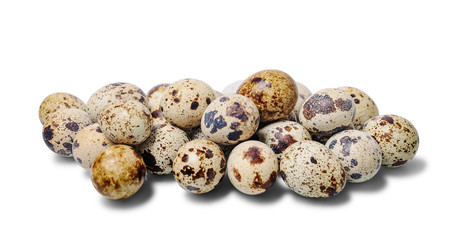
[222,80,243,95]
[338,86,379,129]
[293,82,312,118]
[39,92,88,125]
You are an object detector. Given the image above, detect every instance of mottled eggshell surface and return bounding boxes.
[237,69,298,123]
[201,94,260,145]
[42,108,92,157]
[160,78,215,129]
[227,141,278,195]
[135,123,190,175]
[72,123,115,169]
[326,130,382,183]
[39,92,88,125]
[338,86,379,130]
[280,140,346,198]
[97,100,152,145]
[293,82,312,119]
[362,114,419,168]
[173,139,226,194]
[91,145,146,200]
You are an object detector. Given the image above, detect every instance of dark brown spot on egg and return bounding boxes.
[227,130,243,141]
[392,160,408,167]
[280,170,287,180]
[73,140,80,148]
[182,154,189,162]
[187,185,200,192]
[219,96,229,102]
[181,165,195,176]
[141,151,164,173]
[193,168,205,180]
[340,136,358,156]
[270,133,297,154]
[259,171,277,191]
[65,122,79,132]
[226,102,248,122]
[43,125,54,141]
[171,90,178,96]
[206,98,211,104]
[302,94,336,120]
[205,150,213,158]
[151,110,164,120]
[233,168,241,182]
[334,98,353,111]
[310,157,317,164]
[206,168,216,185]
[381,115,394,124]
[230,122,240,130]
[63,142,72,152]
[244,146,264,164]
[190,101,199,110]
[173,98,180,103]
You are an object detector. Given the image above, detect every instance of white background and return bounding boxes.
[1,0,451,239]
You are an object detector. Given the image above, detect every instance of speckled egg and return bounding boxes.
[293,82,312,119]
[299,88,356,142]
[362,114,419,168]
[172,139,226,194]
[326,130,382,183]
[39,92,88,125]
[187,127,236,159]
[237,70,298,123]
[280,140,346,198]
[87,82,148,122]
[256,121,312,160]
[42,108,92,157]
[97,100,152,145]
[72,123,115,169]
[135,123,190,175]
[338,86,379,129]
[160,78,215,129]
[91,145,146,200]
[147,84,169,111]
[227,141,278,195]
[201,94,260,145]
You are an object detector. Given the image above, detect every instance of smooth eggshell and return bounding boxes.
[293,82,312,119]
[338,86,379,130]
[39,92,88,125]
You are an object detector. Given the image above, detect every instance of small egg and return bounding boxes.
[201,94,260,145]
[72,123,115,169]
[227,141,278,195]
[173,139,226,194]
[147,83,170,112]
[213,90,223,99]
[293,82,312,118]
[97,100,152,145]
[87,82,148,122]
[135,123,190,175]
[222,80,244,95]
[42,108,92,157]
[280,140,346,198]
[326,130,382,183]
[237,69,298,123]
[91,145,146,200]
[39,92,88,125]
[362,114,419,168]
[256,121,311,160]
[187,127,236,159]
[338,86,379,129]
[160,78,215,129]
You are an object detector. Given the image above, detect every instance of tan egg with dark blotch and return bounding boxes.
[362,114,419,168]
[227,141,278,195]
[280,140,346,198]
[91,145,146,200]
[72,123,115,169]
[42,108,92,157]
[237,70,298,123]
[293,82,312,119]
[187,127,236,159]
[160,78,215,129]
[147,83,170,124]
[338,86,379,130]
[173,139,226,194]
[39,92,88,125]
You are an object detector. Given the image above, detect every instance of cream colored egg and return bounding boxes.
[39,92,88,125]
[338,86,379,129]
[293,82,312,118]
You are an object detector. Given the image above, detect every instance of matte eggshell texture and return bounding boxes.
[42,108,93,157]
[39,92,88,124]
[147,83,170,125]
[293,82,312,119]
[227,141,279,195]
[326,130,382,183]
[362,114,419,168]
[279,141,346,198]
[338,86,379,130]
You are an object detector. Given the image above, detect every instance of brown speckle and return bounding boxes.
[244,146,264,164]
[65,122,79,132]
[190,101,199,110]
[226,102,248,122]
[182,154,189,162]
[205,150,213,158]
[302,94,336,120]
[334,98,353,111]
[180,165,195,176]
[233,168,241,182]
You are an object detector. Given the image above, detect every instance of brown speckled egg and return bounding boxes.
[280,140,346,198]
[338,86,379,129]
[173,139,226,194]
[299,88,356,142]
[97,100,152,145]
[237,69,298,123]
[326,130,382,183]
[293,82,312,119]
[39,92,88,125]
[42,108,92,157]
[91,145,146,200]
[135,123,190,175]
[201,94,260,145]
[87,82,148,122]
[227,141,278,195]
[256,121,311,160]
[72,123,115,169]
[362,114,419,168]
[160,78,215,129]
[187,127,236,159]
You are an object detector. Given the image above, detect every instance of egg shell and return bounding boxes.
[227,141,278,195]
[201,94,260,145]
[42,108,92,157]
[293,82,312,119]
[91,145,147,200]
[338,86,379,130]
[256,121,312,160]
[362,114,419,168]
[326,130,382,183]
[87,82,148,122]
[160,78,215,129]
[135,123,190,175]
[187,127,236,159]
[222,80,244,95]
[280,140,346,198]
[173,139,226,194]
[97,100,152,145]
[237,69,298,123]
[72,123,115,169]
[39,92,88,125]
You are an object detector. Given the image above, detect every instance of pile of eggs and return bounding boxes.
[40,69,419,200]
